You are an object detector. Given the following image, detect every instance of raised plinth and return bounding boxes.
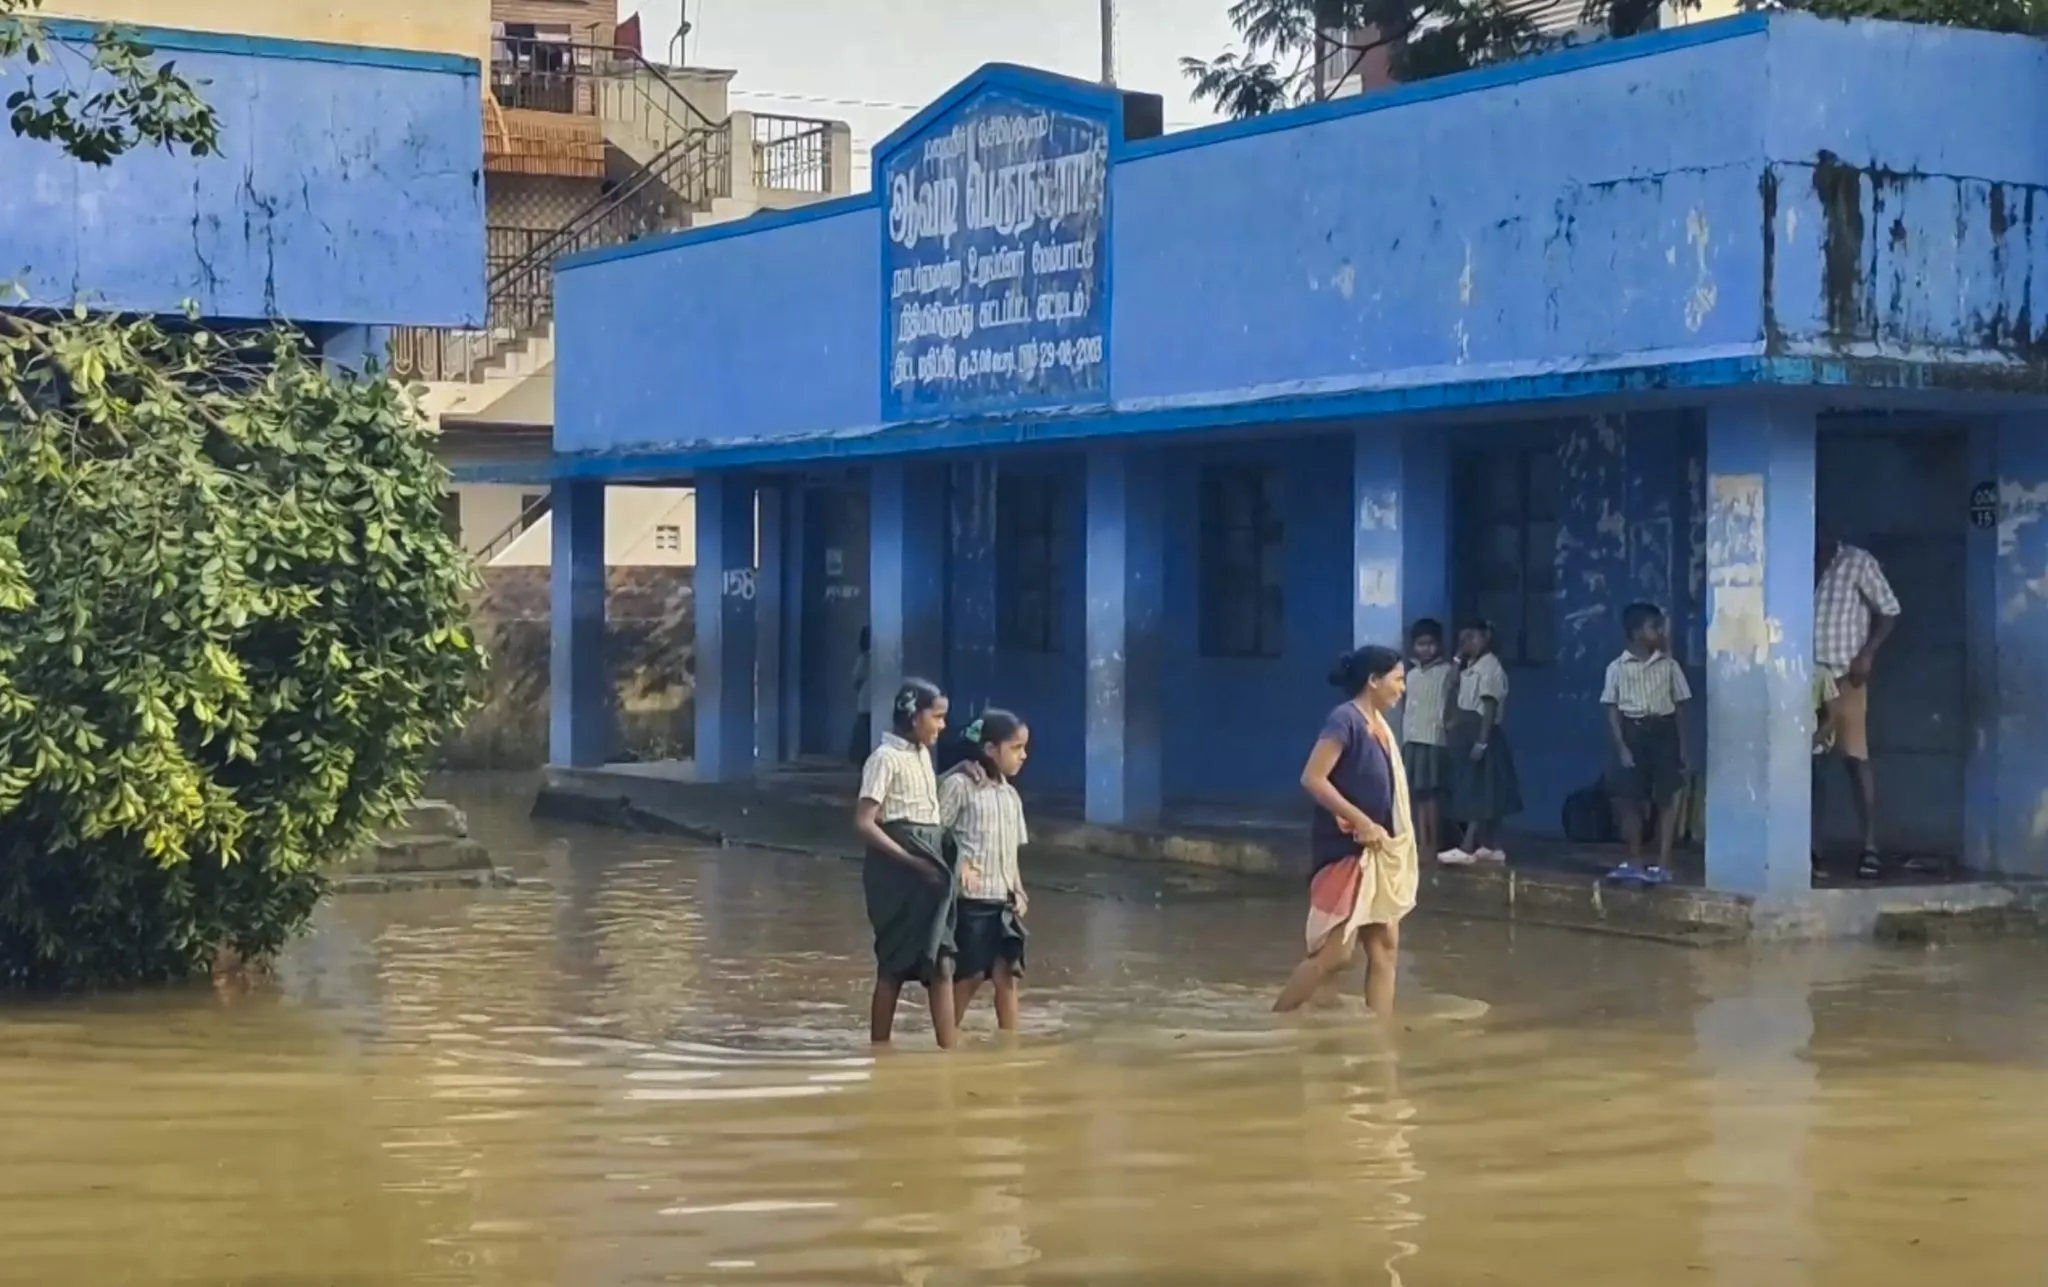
[331,799,513,893]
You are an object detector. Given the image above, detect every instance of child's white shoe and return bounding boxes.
[1474,847,1507,864]
[1437,848,1474,866]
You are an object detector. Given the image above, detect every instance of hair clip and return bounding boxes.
[963,718,985,744]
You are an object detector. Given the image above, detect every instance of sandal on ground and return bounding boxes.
[1856,848,1883,880]
[1605,863,1672,887]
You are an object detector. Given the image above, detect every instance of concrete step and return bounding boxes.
[338,834,493,877]
[399,798,469,839]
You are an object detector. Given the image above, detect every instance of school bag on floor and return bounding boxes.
[1562,777,1616,845]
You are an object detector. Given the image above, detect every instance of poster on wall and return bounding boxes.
[880,88,1110,421]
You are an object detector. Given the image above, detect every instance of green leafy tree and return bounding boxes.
[0,0,218,165]
[1784,0,2048,29]
[0,9,483,988]
[1186,0,2039,118]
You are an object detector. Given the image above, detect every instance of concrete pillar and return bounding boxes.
[827,121,856,195]
[779,483,809,761]
[549,480,610,767]
[1702,401,1816,897]
[869,461,947,744]
[694,473,757,782]
[755,483,785,767]
[1084,447,1165,826]
[947,461,1000,716]
[1353,428,1449,744]
[1988,416,2048,874]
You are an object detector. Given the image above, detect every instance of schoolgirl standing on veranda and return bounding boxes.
[1442,619,1523,865]
[852,679,958,1049]
[939,710,1032,1033]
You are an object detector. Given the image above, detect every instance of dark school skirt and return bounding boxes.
[863,819,957,986]
[1606,713,1686,804]
[1445,710,1524,825]
[1402,740,1450,797]
[954,897,1027,981]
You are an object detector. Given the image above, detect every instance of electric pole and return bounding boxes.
[1100,0,1119,86]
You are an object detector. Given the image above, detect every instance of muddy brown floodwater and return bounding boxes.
[6,782,2048,1285]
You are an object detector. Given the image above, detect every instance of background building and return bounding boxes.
[407,2,857,567]
[532,13,2048,902]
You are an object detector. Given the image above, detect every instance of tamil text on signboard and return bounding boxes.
[882,92,1109,419]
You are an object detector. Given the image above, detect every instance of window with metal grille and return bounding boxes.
[1198,464,1285,659]
[996,472,1062,653]
[1452,446,1559,667]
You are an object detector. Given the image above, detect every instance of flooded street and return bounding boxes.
[6,785,2048,1285]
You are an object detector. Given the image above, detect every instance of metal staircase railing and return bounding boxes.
[475,489,553,565]
[391,39,745,385]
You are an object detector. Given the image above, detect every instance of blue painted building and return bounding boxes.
[538,13,2048,897]
[1,17,485,351]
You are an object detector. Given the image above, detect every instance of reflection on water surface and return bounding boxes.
[4,786,2046,1285]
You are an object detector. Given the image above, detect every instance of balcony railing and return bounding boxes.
[393,42,839,386]
[489,35,598,116]
[752,112,833,194]
[391,124,732,384]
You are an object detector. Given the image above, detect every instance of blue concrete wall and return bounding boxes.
[0,23,483,327]
[553,15,2048,468]
[553,204,881,455]
[1760,19,2048,362]
[1111,40,1768,409]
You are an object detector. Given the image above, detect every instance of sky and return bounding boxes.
[620,0,1243,184]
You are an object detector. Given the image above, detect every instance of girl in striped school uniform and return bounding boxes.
[853,678,958,1049]
[1442,619,1523,865]
[939,710,1032,1033]
[1399,618,1457,863]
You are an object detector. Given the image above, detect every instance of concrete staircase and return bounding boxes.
[331,799,511,893]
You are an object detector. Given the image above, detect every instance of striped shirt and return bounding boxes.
[940,769,1028,902]
[1814,543,1901,670]
[1401,658,1456,747]
[1601,650,1693,718]
[1455,653,1510,720]
[858,734,941,826]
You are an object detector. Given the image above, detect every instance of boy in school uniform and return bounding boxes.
[1602,602,1693,876]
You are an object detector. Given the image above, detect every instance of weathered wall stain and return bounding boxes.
[1770,151,2048,369]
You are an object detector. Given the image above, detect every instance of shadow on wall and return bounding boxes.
[435,567,697,769]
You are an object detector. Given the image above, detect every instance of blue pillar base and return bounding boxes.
[1702,401,1816,897]
[549,481,610,768]
[1084,448,1164,826]
[695,473,758,783]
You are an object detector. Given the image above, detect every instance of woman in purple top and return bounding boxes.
[1275,645,1421,1018]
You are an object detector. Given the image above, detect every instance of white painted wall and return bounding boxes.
[488,487,697,567]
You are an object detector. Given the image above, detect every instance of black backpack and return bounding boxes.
[1562,778,1616,845]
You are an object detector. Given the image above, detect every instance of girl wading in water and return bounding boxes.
[1275,645,1420,1018]
[938,710,1032,1033]
[853,679,959,1048]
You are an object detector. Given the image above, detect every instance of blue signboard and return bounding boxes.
[881,88,1110,421]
